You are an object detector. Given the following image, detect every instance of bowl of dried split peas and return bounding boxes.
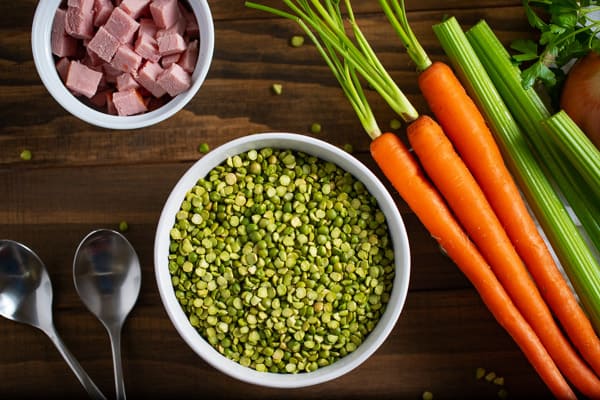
[154,132,411,388]
[31,0,214,129]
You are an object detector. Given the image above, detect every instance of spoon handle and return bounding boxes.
[45,325,107,400]
[108,325,127,400]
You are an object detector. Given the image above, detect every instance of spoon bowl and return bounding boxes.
[0,240,52,329]
[73,229,141,400]
[0,240,106,399]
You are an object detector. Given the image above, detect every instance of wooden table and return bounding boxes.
[0,1,553,398]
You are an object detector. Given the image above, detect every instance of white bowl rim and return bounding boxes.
[154,132,411,388]
[31,0,215,130]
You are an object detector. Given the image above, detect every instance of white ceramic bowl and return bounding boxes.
[31,0,214,130]
[154,133,411,388]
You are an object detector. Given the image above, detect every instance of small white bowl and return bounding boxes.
[154,133,411,388]
[31,0,214,130]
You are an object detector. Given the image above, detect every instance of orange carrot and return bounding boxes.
[418,61,600,377]
[370,131,575,400]
[406,115,600,398]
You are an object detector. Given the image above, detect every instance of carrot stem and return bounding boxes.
[370,131,575,400]
[246,0,419,124]
[378,0,431,71]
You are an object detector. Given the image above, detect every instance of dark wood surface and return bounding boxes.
[0,1,553,398]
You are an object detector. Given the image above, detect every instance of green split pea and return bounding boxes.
[168,148,395,373]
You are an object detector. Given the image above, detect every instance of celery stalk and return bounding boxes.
[432,17,600,333]
[542,110,600,201]
[465,21,600,251]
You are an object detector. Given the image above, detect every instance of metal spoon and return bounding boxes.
[0,240,107,400]
[73,229,141,400]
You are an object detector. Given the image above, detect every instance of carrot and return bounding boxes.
[417,60,600,378]
[370,131,576,400]
[406,115,600,398]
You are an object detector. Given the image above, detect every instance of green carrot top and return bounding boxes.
[379,0,432,71]
[245,0,420,138]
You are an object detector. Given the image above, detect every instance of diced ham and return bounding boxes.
[67,0,92,6]
[106,91,118,114]
[157,32,186,56]
[178,3,199,37]
[120,0,151,19]
[138,18,158,37]
[161,53,180,69]
[116,73,140,91]
[93,0,114,27]
[113,88,148,116]
[55,57,71,82]
[87,26,121,62]
[51,8,79,57]
[111,44,142,74]
[104,7,140,44]
[136,61,167,97]
[65,60,103,98]
[103,62,123,83]
[157,62,190,97]
[156,18,186,38]
[52,0,200,116]
[65,0,95,39]
[149,0,181,29]
[84,46,105,66]
[178,39,198,73]
[89,89,110,107]
[134,33,160,63]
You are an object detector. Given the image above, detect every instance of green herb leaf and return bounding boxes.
[511,39,538,55]
[512,0,600,92]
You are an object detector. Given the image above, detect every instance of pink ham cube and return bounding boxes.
[178,3,199,37]
[156,18,186,38]
[87,26,121,62]
[134,33,160,63]
[157,32,186,56]
[111,44,142,74]
[104,7,140,44]
[157,62,190,97]
[106,91,117,114]
[65,60,103,98]
[84,45,105,66]
[161,53,180,69]
[178,39,198,73]
[120,0,151,19]
[116,73,140,91]
[136,61,167,97]
[103,62,123,83]
[113,88,148,116]
[138,18,158,37]
[65,0,95,39]
[55,57,71,82]
[93,0,114,26]
[89,89,109,108]
[149,0,181,29]
[52,9,78,57]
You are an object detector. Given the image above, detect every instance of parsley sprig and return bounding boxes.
[510,0,600,91]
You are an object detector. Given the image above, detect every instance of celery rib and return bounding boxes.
[542,110,600,201]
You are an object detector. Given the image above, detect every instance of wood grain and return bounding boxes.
[0,1,554,399]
